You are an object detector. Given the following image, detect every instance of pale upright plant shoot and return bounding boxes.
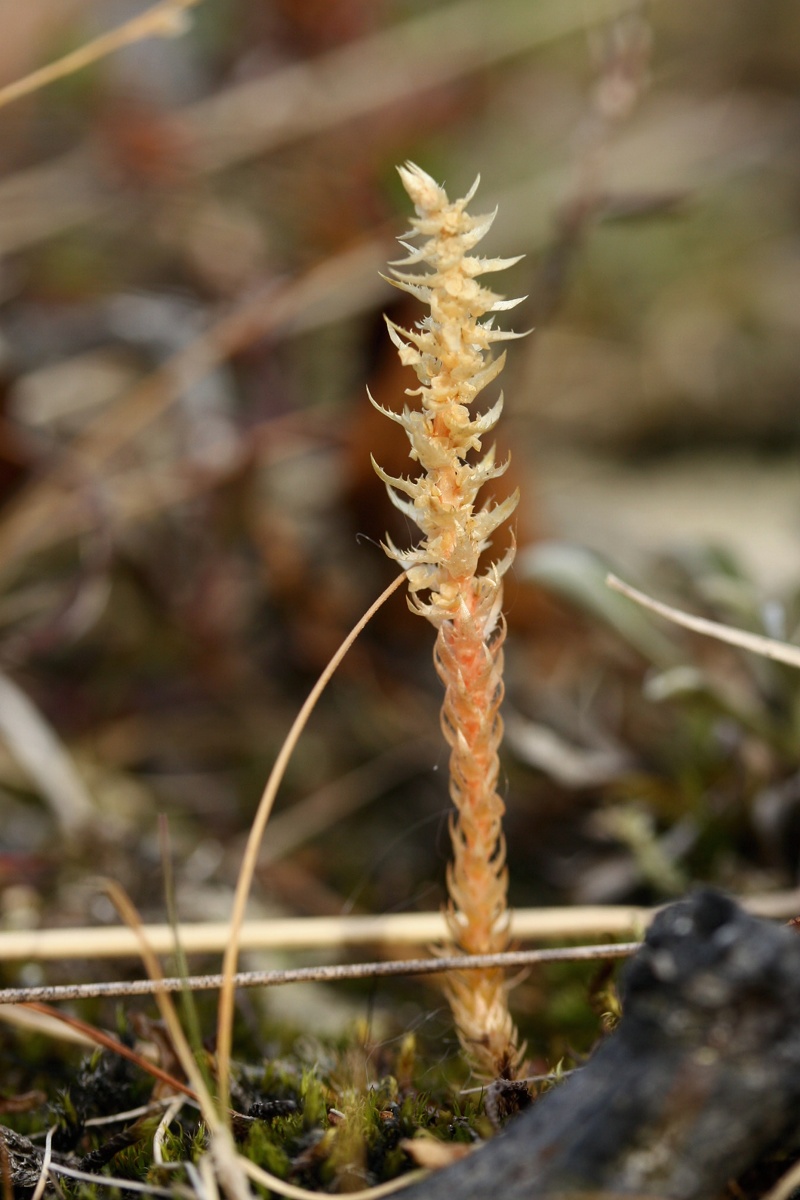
[372,163,525,1078]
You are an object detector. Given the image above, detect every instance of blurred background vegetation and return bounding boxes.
[0,0,799,1068]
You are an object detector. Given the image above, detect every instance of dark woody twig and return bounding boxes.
[404,891,800,1200]
[0,942,636,1006]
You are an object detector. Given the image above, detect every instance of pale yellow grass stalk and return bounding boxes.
[0,0,199,113]
[373,163,525,1077]
[215,571,404,1111]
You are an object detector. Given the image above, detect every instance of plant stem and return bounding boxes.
[374,163,524,1077]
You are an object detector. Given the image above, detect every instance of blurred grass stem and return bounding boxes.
[607,574,800,669]
[0,0,199,112]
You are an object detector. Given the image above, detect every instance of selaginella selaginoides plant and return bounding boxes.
[372,162,525,1079]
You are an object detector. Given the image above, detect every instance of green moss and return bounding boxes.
[300,1068,329,1131]
[244,1121,292,1179]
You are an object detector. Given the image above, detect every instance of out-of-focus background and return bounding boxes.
[0,0,799,1056]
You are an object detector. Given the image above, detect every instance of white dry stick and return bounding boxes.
[607,574,800,668]
[763,1156,800,1200]
[1,890,798,964]
[29,1126,55,1200]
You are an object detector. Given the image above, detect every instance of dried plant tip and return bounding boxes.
[374,165,522,628]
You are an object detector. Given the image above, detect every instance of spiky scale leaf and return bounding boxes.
[385,277,432,303]
[481,326,530,343]
[466,358,507,403]
[489,295,528,312]
[464,254,526,275]
[370,456,420,500]
[366,387,405,425]
[383,316,425,349]
[460,209,498,248]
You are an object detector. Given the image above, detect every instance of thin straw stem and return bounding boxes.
[607,574,800,668]
[215,573,405,1113]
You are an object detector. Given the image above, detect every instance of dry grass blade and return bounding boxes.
[29,1127,53,1200]
[607,574,800,668]
[47,1161,175,1197]
[0,0,199,112]
[762,1156,800,1200]
[241,1158,427,1200]
[104,881,220,1126]
[0,669,94,835]
[215,572,405,1113]
[153,1097,185,1167]
[0,1003,95,1046]
[19,1001,198,1100]
[104,884,257,1200]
